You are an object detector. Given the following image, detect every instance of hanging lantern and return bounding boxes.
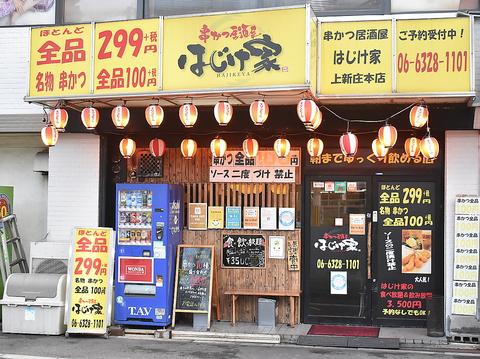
[249,99,269,126]
[41,125,58,147]
[179,103,198,128]
[81,106,99,130]
[111,105,130,129]
[274,138,290,158]
[305,109,323,131]
[214,101,233,126]
[210,138,227,158]
[242,138,259,158]
[371,138,389,160]
[297,99,318,127]
[307,137,324,158]
[49,108,68,132]
[404,137,421,158]
[180,138,197,159]
[145,104,164,128]
[420,134,439,160]
[410,105,429,129]
[339,132,358,157]
[149,138,166,157]
[378,124,397,148]
[119,138,136,159]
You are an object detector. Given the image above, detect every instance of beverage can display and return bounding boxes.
[142,191,148,208]
[147,192,152,207]
[126,192,132,207]
[131,191,137,208]
[120,191,127,207]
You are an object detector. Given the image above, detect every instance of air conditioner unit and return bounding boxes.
[30,241,70,274]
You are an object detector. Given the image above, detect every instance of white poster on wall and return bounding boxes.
[261,207,277,230]
[278,208,295,230]
[330,271,347,295]
[268,236,285,259]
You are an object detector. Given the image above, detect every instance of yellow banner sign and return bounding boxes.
[163,7,307,91]
[396,17,471,93]
[94,19,161,94]
[320,20,392,94]
[29,24,92,97]
[67,227,114,335]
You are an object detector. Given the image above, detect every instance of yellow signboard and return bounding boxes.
[66,227,114,335]
[396,17,471,93]
[320,20,392,95]
[94,19,160,94]
[29,24,92,97]
[163,7,307,91]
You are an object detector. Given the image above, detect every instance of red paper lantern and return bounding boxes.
[214,101,233,126]
[371,138,388,160]
[81,106,99,130]
[179,103,198,128]
[249,100,269,126]
[180,138,197,159]
[305,109,323,131]
[420,135,439,160]
[210,138,227,158]
[49,108,68,132]
[410,105,429,129]
[242,138,259,158]
[149,138,166,157]
[339,132,358,157]
[297,99,318,127]
[404,137,421,158]
[378,124,397,148]
[111,105,130,129]
[307,137,324,158]
[41,125,58,147]
[145,104,164,128]
[119,138,136,158]
[274,138,290,158]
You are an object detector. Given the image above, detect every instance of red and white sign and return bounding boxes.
[118,257,154,283]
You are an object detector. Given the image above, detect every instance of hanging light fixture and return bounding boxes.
[378,123,397,148]
[214,100,233,126]
[81,105,100,130]
[180,138,197,159]
[249,99,269,126]
[404,136,421,158]
[210,138,227,158]
[179,102,198,128]
[149,138,166,157]
[410,104,429,129]
[305,109,323,131]
[41,125,58,147]
[420,129,439,160]
[274,137,290,158]
[49,108,68,132]
[339,124,358,157]
[145,103,164,128]
[242,138,259,158]
[111,104,130,129]
[297,98,318,127]
[371,138,389,160]
[119,138,136,159]
[307,137,324,158]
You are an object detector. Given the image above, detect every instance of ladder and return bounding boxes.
[0,214,29,284]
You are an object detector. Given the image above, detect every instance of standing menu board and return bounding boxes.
[172,245,214,328]
[222,234,266,268]
[375,182,435,323]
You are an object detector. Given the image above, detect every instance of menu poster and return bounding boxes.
[454,214,480,281]
[225,206,241,229]
[188,203,207,230]
[455,196,480,215]
[261,207,277,230]
[243,207,260,229]
[222,234,266,268]
[452,281,478,316]
[279,208,295,230]
[349,214,366,235]
[208,206,224,229]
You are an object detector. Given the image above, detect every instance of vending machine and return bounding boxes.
[114,184,183,326]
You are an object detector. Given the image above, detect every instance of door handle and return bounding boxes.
[367,221,372,279]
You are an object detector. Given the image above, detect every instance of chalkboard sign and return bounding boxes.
[172,245,214,328]
[222,234,266,268]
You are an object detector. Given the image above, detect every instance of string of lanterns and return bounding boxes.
[40,98,439,162]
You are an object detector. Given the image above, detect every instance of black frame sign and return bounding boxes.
[172,245,214,329]
[222,234,266,268]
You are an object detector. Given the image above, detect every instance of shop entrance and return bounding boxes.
[303,175,438,327]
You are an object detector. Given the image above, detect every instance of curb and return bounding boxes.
[171,330,281,344]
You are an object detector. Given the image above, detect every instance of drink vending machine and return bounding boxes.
[114,184,183,326]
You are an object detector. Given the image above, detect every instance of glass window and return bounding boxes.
[64,0,137,23]
[0,0,56,26]
[391,0,479,13]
